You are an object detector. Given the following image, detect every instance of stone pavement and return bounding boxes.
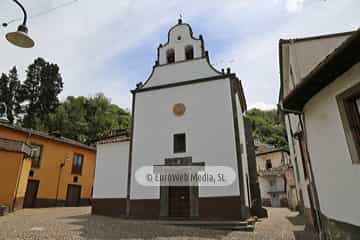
[0,207,318,240]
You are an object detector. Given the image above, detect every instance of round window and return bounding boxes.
[173,103,186,117]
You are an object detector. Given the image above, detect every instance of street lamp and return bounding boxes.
[0,103,9,123]
[5,0,34,48]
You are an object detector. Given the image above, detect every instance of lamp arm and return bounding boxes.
[12,0,27,26]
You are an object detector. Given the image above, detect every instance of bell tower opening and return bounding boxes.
[185,45,194,60]
[167,49,175,64]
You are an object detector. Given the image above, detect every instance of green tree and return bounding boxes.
[0,67,21,123]
[246,108,288,148]
[20,57,63,129]
[48,94,130,143]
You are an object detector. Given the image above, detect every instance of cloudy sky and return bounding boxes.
[0,0,359,110]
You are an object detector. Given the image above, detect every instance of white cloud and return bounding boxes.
[286,0,305,13]
[217,0,359,109]
[249,102,277,111]
[0,0,358,111]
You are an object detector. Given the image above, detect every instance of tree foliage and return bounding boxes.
[48,94,130,144]
[246,108,288,148]
[0,67,21,123]
[0,57,130,144]
[20,57,64,129]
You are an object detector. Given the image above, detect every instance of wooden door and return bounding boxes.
[23,180,39,208]
[65,185,81,207]
[168,186,190,217]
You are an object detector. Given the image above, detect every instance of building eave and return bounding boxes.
[279,31,356,44]
[256,148,289,156]
[0,123,96,151]
[282,29,360,111]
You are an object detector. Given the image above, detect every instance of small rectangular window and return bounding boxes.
[167,49,175,64]
[30,144,42,168]
[174,133,186,153]
[266,159,272,170]
[185,45,194,60]
[337,83,360,164]
[72,153,84,175]
[344,96,360,155]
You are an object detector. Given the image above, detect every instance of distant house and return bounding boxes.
[93,20,258,221]
[0,123,96,210]
[255,143,297,210]
[279,29,360,239]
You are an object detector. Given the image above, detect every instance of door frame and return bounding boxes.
[65,184,82,207]
[168,186,191,218]
[23,179,40,208]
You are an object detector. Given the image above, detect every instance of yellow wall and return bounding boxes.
[16,157,32,198]
[0,126,96,203]
[0,151,23,209]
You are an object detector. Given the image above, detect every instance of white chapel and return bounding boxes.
[93,19,254,220]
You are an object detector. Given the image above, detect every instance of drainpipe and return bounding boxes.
[278,104,323,238]
[55,155,68,206]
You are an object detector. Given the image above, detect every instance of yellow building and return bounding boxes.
[0,138,32,212]
[0,123,96,211]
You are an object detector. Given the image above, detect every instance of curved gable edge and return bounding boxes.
[141,54,223,89]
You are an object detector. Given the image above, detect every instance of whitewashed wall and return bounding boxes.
[279,34,352,212]
[144,23,220,88]
[144,58,221,88]
[131,78,241,199]
[303,63,360,226]
[285,114,311,209]
[289,35,349,83]
[282,34,351,96]
[158,24,203,64]
[93,141,129,198]
[236,93,250,207]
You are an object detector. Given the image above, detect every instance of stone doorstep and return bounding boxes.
[159,218,256,231]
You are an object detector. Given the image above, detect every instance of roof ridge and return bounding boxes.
[0,123,96,151]
[280,30,356,44]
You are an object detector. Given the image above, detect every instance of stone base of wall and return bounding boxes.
[91,196,252,220]
[129,199,160,219]
[321,213,360,240]
[199,196,249,220]
[127,196,249,221]
[92,198,126,217]
[23,198,91,208]
[92,196,250,220]
[304,207,317,230]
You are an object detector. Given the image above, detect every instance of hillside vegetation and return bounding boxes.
[246,108,288,148]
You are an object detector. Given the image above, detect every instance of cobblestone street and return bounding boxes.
[0,207,318,240]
